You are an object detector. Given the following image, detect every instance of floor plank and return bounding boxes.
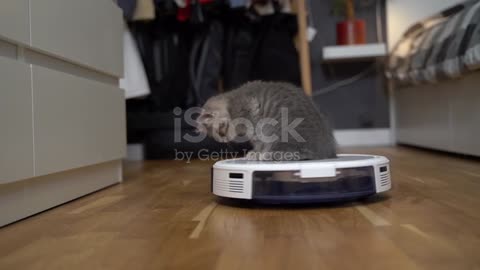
[0,147,479,270]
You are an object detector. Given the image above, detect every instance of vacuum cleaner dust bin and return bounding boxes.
[212,154,391,203]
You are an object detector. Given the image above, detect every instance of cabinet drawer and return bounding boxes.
[450,75,480,156]
[32,66,126,177]
[0,57,34,184]
[30,0,123,77]
[396,85,451,151]
[0,0,30,45]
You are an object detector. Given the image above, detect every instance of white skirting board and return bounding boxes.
[0,160,122,227]
[127,143,145,161]
[334,129,393,147]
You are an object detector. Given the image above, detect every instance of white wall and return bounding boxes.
[387,0,465,50]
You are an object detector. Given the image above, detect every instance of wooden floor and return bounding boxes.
[0,147,479,270]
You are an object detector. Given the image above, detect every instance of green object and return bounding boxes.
[332,0,355,20]
[332,0,346,17]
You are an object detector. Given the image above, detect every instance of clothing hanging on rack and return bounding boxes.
[223,11,258,90]
[251,12,300,84]
[121,26,151,99]
[228,0,249,9]
[252,0,291,15]
[129,19,192,111]
[133,0,156,21]
[125,0,303,159]
[118,0,137,20]
[223,7,300,90]
[174,0,187,8]
[189,20,224,105]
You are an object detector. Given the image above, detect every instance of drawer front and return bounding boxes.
[450,74,480,156]
[33,66,126,177]
[0,0,30,45]
[396,84,451,151]
[30,0,123,77]
[0,57,34,184]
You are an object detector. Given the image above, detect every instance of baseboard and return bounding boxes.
[127,144,145,161]
[0,160,122,227]
[334,129,393,147]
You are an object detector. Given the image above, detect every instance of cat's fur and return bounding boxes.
[196,81,337,160]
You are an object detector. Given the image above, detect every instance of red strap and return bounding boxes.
[177,0,191,22]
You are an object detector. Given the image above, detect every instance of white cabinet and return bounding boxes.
[0,57,34,184]
[0,0,30,45]
[33,66,126,176]
[30,0,123,77]
[450,77,480,156]
[0,1,125,226]
[396,84,452,152]
[396,72,480,156]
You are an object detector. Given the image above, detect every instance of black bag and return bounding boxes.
[129,19,192,112]
[190,20,224,105]
[250,13,301,86]
[223,10,301,90]
[223,11,259,90]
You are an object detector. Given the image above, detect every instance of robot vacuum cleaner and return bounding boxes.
[212,154,391,203]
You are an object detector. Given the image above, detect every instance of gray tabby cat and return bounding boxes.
[196,81,337,161]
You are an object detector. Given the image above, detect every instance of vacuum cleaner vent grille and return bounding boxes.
[379,169,391,188]
[214,178,245,194]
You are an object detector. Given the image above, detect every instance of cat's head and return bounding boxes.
[196,96,233,143]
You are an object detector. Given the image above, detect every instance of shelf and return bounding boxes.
[322,43,387,62]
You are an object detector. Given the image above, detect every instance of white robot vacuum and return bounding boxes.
[212,154,391,203]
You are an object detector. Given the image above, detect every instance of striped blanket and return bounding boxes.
[387,0,480,85]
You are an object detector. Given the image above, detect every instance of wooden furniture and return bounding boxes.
[0,0,125,227]
[0,147,479,269]
[294,0,313,96]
